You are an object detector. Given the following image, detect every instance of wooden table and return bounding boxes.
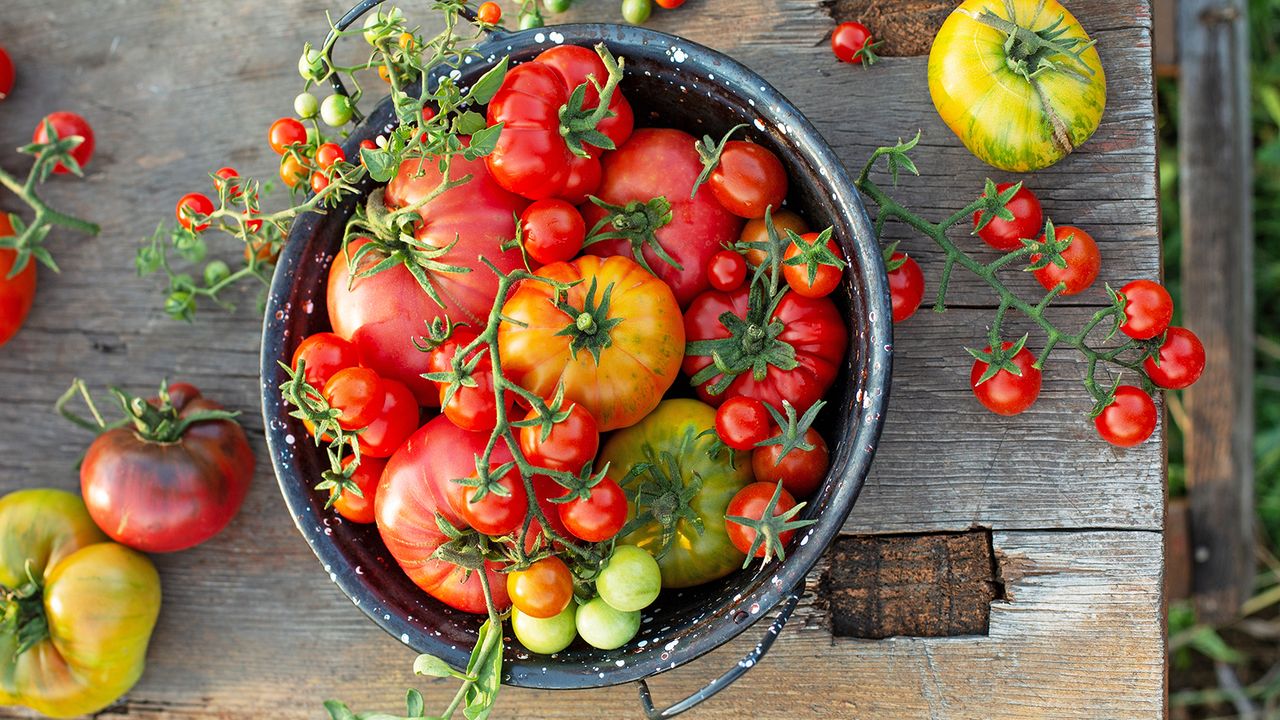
[0,0,1164,717]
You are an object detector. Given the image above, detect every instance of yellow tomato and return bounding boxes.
[928,0,1106,172]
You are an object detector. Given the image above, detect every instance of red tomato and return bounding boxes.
[583,128,744,307]
[1094,385,1157,447]
[534,45,635,161]
[783,232,844,298]
[683,285,847,413]
[715,396,772,451]
[332,455,388,524]
[740,210,809,269]
[707,250,748,292]
[477,1,502,24]
[456,466,528,536]
[315,143,345,170]
[175,192,215,232]
[708,142,787,219]
[970,341,1042,416]
[1144,327,1205,390]
[1118,279,1173,340]
[310,172,330,194]
[973,182,1043,251]
[439,360,509,433]
[887,252,924,323]
[518,403,599,473]
[33,112,94,174]
[751,430,828,499]
[725,482,800,557]
[507,556,574,619]
[831,22,876,64]
[279,154,308,188]
[0,46,13,99]
[559,153,603,205]
[268,117,307,155]
[80,383,254,553]
[213,166,242,198]
[291,332,359,390]
[520,199,585,266]
[322,367,386,430]
[557,477,627,543]
[656,0,686,7]
[357,378,420,458]
[0,215,35,348]
[1031,225,1100,295]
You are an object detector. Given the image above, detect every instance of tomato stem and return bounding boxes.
[0,139,100,277]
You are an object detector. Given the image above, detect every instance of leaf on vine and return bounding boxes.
[463,620,503,720]
[362,147,399,183]
[464,123,504,161]
[413,654,456,678]
[469,57,510,104]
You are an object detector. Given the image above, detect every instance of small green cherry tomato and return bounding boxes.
[596,545,661,612]
[621,0,652,24]
[512,605,578,655]
[519,12,544,29]
[576,597,640,650]
[298,47,325,81]
[544,0,573,12]
[294,92,319,119]
[320,94,354,127]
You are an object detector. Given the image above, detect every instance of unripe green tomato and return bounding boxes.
[362,13,386,45]
[294,92,319,119]
[320,94,354,127]
[164,290,194,319]
[575,597,640,650]
[544,0,572,12]
[298,47,325,81]
[512,605,577,654]
[519,12,544,29]
[621,0,651,24]
[596,545,661,612]
[203,260,231,287]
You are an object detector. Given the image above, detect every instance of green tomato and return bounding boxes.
[621,0,652,24]
[575,597,640,650]
[294,92,319,119]
[203,260,230,287]
[320,94,354,127]
[298,47,325,81]
[544,0,572,12]
[596,545,661,612]
[512,605,577,655]
[362,13,387,45]
[519,12,545,29]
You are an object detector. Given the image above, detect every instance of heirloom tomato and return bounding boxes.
[928,0,1106,172]
[599,399,753,588]
[0,489,161,718]
[499,255,685,431]
[0,213,35,348]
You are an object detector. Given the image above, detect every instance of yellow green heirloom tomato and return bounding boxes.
[598,399,753,588]
[928,0,1106,172]
[0,489,161,718]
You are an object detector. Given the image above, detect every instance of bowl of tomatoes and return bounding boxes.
[261,4,890,712]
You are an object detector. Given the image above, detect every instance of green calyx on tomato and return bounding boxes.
[968,6,1097,84]
[556,46,625,158]
[686,280,798,395]
[583,195,676,274]
[57,377,238,445]
[690,123,748,198]
[550,276,625,363]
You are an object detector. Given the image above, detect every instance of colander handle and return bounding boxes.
[635,588,803,720]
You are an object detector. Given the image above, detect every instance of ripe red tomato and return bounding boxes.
[279,154,308,188]
[80,383,254,553]
[0,214,35,348]
[1144,326,1205,390]
[520,199,585,266]
[518,403,599,473]
[332,455,388,524]
[507,557,574,619]
[725,482,800,557]
[1094,385,1157,447]
[268,117,307,155]
[970,341,1042,416]
[291,332,359,390]
[887,252,924,322]
[1031,225,1100,295]
[557,477,627,543]
[707,141,787,219]
[831,22,876,64]
[783,232,843,298]
[751,430,828,499]
[656,0,686,7]
[1118,279,1173,340]
[0,46,13,99]
[715,396,772,451]
[322,367,386,431]
[560,154,603,205]
[583,128,743,307]
[457,467,528,536]
[740,210,808,269]
[973,182,1043,251]
[533,45,634,162]
[707,250,748,292]
[477,1,502,24]
[357,378,419,458]
[439,361,510,433]
[175,192,215,232]
[213,166,242,198]
[315,143,345,170]
[33,112,94,174]
[310,172,330,194]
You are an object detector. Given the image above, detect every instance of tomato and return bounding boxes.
[706,141,787,219]
[715,396,772,451]
[322,366,386,430]
[560,153,602,205]
[175,192,215,232]
[533,44,634,163]
[520,199,585,266]
[376,417,512,614]
[440,361,509,432]
[291,332,359,390]
[887,252,925,323]
[1031,225,1099,295]
[0,489,161,718]
[314,143,345,171]
[929,0,1105,171]
[576,596,639,649]
[457,466,528,536]
[970,341,1042,416]
[519,403,599,473]
[0,46,13,99]
[332,455,387,524]
[507,556,574,619]
[499,254,685,431]
[1118,279,1173,340]
[268,117,307,155]
[33,112,94,174]
[973,182,1043,251]
[725,482,800,557]
[294,91,319,119]
[320,94,354,127]
[621,0,652,24]
[357,378,419,457]
[213,166,242,198]
[752,429,828,499]
[512,604,577,654]
[309,171,330,195]
[600,399,753,588]
[1144,327,1205,390]
[783,231,844,298]
[583,128,744,307]
[477,1,502,24]
[596,545,661,612]
[707,250,748,292]
[557,476,627,542]
[1095,385,1157,447]
[279,154,308,187]
[0,214,35,348]
[740,210,808,269]
[831,22,877,65]
[80,383,254,553]
[655,0,685,7]
[683,285,847,414]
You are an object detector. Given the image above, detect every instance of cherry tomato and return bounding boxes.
[518,403,599,473]
[708,141,787,219]
[1144,326,1205,390]
[0,46,13,99]
[970,341,1042,416]
[972,182,1043,251]
[1095,385,1157,447]
[213,167,242,198]
[359,138,378,162]
[315,143,345,170]
[356,379,419,458]
[268,117,307,155]
[33,112,94,174]
[320,94,354,127]
[595,545,661,612]
[557,477,627,543]
[831,22,876,64]
[243,235,275,264]
[751,429,828,499]
[322,367,386,430]
[715,396,772,451]
[477,1,502,24]
[576,596,639,650]
[706,250,748,292]
[310,172,330,194]
[457,467,528,536]
[1031,225,1100,295]
[740,210,808,269]
[0,214,35,348]
[507,556,574,619]
[332,455,388,524]
[621,0,652,24]
[175,193,215,232]
[887,252,924,323]
[655,0,685,6]
[520,199,585,266]
[1118,279,1173,340]
[439,361,510,433]
[783,232,843,298]
[279,154,309,188]
[512,605,576,655]
[725,482,800,557]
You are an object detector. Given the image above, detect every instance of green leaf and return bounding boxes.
[463,123,504,160]
[362,147,398,183]
[463,619,504,720]
[1186,625,1246,664]
[469,56,510,104]
[454,111,488,136]
[413,653,455,678]
[405,689,425,717]
[324,700,359,720]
